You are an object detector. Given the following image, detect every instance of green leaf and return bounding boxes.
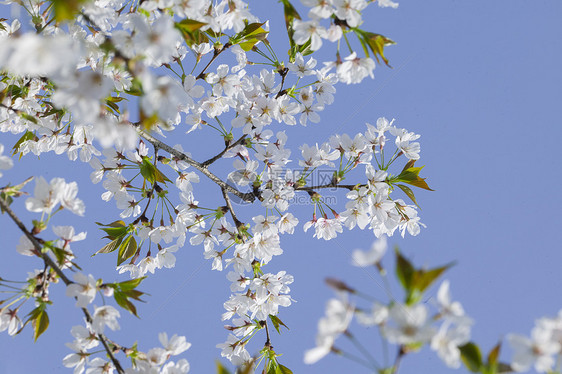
[114,289,138,317]
[412,262,454,294]
[266,360,278,374]
[280,0,301,30]
[28,306,49,341]
[174,19,210,47]
[96,220,126,227]
[396,183,420,209]
[459,342,483,372]
[176,26,209,47]
[140,156,171,184]
[215,361,232,374]
[394,247,415,293]
[117,236,137,266]
[11,131,36,156]
[401,159,417,173]
[487,342,501,367]
[20,113,39,125]
[140,156,157,183]
[95,237,123,255]
[378,369,394,374]
[277,364,293,374]
[392,164,434,191]
[234,22,269,51]
[359,31,396,67]
[51,0,90,22]
[175,18,207,33]
[0,176,34,208]
[101,226,129,240]
[115,277,146,292]
[269,315,289,334]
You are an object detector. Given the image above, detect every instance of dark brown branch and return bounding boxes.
[138,129,255,203]
[196,43,231,80]
[220,187,243,229]
[274,67,289,99]
[392,345,405,374]
[202,134,247,167]
[295,183,362,192]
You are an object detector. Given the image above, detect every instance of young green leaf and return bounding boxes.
[412,262,454,294]
[117,235,138,266]
[269,315,289,334]
[459,342,483,372]
[28,306,49,341]
[396,183,420,209]
[114,289,138,317]
[358,31,396,67]
[216,361,232,374]
[277,364,293,374]
[51,0,90,22]
[395,247,415,293]
[95,237,123,255]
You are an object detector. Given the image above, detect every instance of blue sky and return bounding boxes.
[1,1,562,373]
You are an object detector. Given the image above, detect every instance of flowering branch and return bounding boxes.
[221,186,244,230]
[0,196,125,374]
[138,129,256,203]
[202,134,247,167]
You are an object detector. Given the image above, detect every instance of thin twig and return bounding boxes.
[202,134,247,167]
[295,183,361,192]
[263,319,271,347]
[221,187,243,229]
[392,345,405,374]
[195,43,231,80]
[138,129,256,203]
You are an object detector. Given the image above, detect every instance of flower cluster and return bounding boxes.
[0,0,412,371]
[305,238,473,370]
[507,311,562,373]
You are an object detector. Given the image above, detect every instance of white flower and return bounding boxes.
[63,342,89,374]
[431,323,471,368]
[436,280,471,324]
[333,0,367,28]
[131,14,182,66]
[160,359,190,374]
[278,213,299,234]
[0,308,22,336]
[92,306,120,334]
[25,177,85,216]
[508,327,561,373]
[293,20,327,51]
[304,295,354,364]
[0,143,13,177]
[357,302,389,326]
[16,235,35,256]
[383,303,436,345]
[159,333,192,356]
[85,357,113,374]
[66,273,98,308]
[53,226,87,244]
[352,236,387,266]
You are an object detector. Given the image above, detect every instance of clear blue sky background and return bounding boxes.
[1,1,561,373]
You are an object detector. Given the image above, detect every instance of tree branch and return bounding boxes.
[138,129,256,203]
[195,43,231,80]
[220,187,243,229]
[295,183,362,192]
[0,197,125,374]
[202,134,247,167]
